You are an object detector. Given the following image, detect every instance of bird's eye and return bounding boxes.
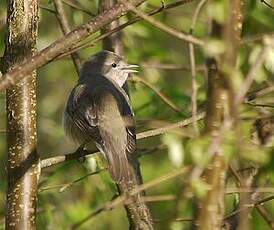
[112,63,117,68]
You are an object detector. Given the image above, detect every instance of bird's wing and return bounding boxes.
[64,83,101,144]
[93,80,137,182]
[65,78,137,182]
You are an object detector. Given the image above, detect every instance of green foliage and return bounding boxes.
[0,0,274,229]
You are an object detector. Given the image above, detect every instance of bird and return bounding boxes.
[63,50,139,183]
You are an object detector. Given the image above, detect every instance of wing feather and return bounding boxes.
[64,76,136,182]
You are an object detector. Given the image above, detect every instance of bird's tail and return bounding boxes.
[99,143,135,184]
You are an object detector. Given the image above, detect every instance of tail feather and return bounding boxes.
[96,141,132,183]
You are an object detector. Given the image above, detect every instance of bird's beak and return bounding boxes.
[121,64,139,73]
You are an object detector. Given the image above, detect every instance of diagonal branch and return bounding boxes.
[62,0,95,16]
[55,0,201,61]
[41,113,205,169]
[130,76,182,113]
[127,2,204,46]
[0,0,147,91]
[71,167,190,229]
[53,0,82,75]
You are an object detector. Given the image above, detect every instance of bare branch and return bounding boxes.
[127,2,204,46]
[188,0,207,134]
[0,0,147,91]
[71,167,190,229]
[136,112,205,139]
[56,0,202,60]
[235,36,274,104]
[141,63,206,71]
[260,0,274,10]
[197,1,244,229]
[246,85,274,101]
[39,4,56,14]
[62,0,95,16]
[40,113,205,169]
[39,169,105,193]
[130,76,182,113]
[256,205,274,229]
[224,195,274,219]
[41,148,95,168]
[53,0,82,75]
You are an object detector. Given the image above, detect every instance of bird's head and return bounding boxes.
[80,50,138,87]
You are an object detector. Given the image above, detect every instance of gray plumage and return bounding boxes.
[63,50,139,183]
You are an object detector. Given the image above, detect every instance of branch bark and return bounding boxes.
[0,0,147,91]
[1,0,40,229]
[55,0,200,60]
[196,1,243,229]
[40,113,205,169]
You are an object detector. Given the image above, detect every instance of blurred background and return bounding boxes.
[0,0,274,229]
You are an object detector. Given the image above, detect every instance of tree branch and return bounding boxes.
[235,36,274,104]
[41,113,205,169]
[71,167,189,229]
[188,0,207,134]
[53,0,82,75]
[0,0,147,91]
[130,76,182,113]
[55,0,201,61]
[127,2,204,46]
[196,1,243,229]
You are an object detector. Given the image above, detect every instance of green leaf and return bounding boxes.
[162,133,184,167]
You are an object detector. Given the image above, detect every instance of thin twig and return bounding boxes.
[56,0,201,60]
[0,0,148,91]
[136,112,205,139]
[130,76,182,113]
[62,0,95,16]
[41,113,205,169]
[143,194,176,203]
[99,1,153,229]
[154,217,193,223]
[246,85,274,101]
[127,2,204,46]
[141,63,206,71]
[228,164,243,186]
[188,0,207,134]
[41,149,95,168]
[164,0,195,9]
[53,0,82,75]
[226,188,274,194]
[224,195,274,220]
[70,167,190,229]
[256,205,274,229]
[246,102,274,109]
[260,0,274,10]
[39,168,105,192]
[39,4,56,14]
[235,36,274,104]
[241,32,274,44]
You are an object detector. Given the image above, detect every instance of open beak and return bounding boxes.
[122,64,139,73]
